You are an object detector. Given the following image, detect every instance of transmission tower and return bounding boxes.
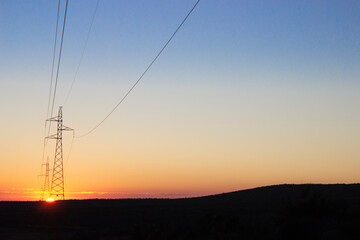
[40,157,51,201]
[46,106,73,200]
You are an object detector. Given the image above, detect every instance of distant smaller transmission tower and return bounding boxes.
[46,106,73,200]
[40,157,50,201]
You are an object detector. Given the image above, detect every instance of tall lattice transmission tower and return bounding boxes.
[46,106,73,200]
[40,157,51,201]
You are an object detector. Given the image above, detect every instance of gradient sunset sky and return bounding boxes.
[0,0,359,201]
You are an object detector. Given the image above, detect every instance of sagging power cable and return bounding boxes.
[63,0,100,106]
[76,0,201,138]
[49,0,69,123]
[41,0,61,168]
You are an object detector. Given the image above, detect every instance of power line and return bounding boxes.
[46,0,61,123]
[40,0,61,176]
[76,0,201,138]
[49,0,69,123]
[41,0,69,197]
[63,0,100,106]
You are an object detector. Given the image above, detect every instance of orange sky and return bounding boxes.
[1,1,360,201]
[0,81,359,201]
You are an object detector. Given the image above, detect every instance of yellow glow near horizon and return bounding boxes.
[46,197,55,203]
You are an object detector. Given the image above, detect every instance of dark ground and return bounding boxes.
[1,184,360,239]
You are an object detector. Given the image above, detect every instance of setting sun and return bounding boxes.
[45,197,55,203]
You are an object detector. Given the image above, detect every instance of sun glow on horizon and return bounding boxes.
[45,197,55,203]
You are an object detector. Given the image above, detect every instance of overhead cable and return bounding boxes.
[41,0,61,171]
[49,0,69,123]
[46,0,61,124]
[63,0,100,106]
[76,0,201,138]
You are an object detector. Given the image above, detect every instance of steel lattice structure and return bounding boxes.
[46,106,73,200]
[40,157,50,201]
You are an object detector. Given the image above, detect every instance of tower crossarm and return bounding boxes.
[46,116,60,122]
[46,134,59,140]
[62,125,73,131]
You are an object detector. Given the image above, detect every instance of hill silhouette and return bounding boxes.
[0,184,359,239]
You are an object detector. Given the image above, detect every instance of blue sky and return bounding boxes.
[2,0,359,86]
[0,0,359,200]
